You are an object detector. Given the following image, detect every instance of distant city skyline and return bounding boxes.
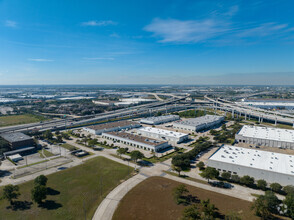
[0,0,293,85]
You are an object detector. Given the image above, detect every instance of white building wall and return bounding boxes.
[207,160,294,186]
[235,134,294,150]
[102,133,169,152]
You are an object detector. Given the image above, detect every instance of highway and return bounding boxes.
[205,96,294,126]
[0,96,188,134]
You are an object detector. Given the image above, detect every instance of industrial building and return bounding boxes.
[235,125,294,149]
[237,101,294,110]
[173,115,224,132]
[83,121,141,135]
[207,145,294,185]
[0,132,34,149]
[137,127,188,144]
[140,115,180,125]
[102,131,170,152]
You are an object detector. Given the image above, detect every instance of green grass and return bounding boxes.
[0,156,134,220]
[143,148,186,163]
[164,171,208,185]
[0,114,46,127]
[60,143,78,151]
[38,149,55,158]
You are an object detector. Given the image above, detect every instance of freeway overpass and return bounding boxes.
[0,95,188,134]
[205,96,294,127]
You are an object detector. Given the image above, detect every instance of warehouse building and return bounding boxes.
[102,131,169,152]
[173,115,224,132]
[207,145,294,185]
[137,127,189,144]
[235,125,294,149]
[83,121,141,135]
[140,115,180,125]
[0,132,34,149]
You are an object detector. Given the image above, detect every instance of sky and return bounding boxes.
[0,0,294,85]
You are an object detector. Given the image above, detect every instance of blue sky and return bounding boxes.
[0,0,293,85]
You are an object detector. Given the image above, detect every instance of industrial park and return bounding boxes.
[1,0,294,219]
[0,85,294,219]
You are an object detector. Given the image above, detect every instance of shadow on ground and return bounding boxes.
[47,187,60,196]
[39,200,62,210]
[6,201,33,211]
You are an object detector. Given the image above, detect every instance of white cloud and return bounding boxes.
[28,58,53,62]
[237,22,289,37]
[144,18,293,44]
[81,20,117,26]
[83,57,114,60]
[144,18,230,43]
[5,20,17,28]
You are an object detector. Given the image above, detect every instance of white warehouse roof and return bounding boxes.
[209,145,294,176]
[238,125,294,143]
[138,127,187,138]
[174,115,224,126]
[141,115,179,123]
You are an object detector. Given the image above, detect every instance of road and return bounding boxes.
[205,96,294,126]
[92,155,285,220]
[0,96,187,134]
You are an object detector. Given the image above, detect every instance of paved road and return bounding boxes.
[91,157,285,220]
[92,174,147,220]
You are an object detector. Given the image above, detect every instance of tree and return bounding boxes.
[251,195,271,219]
[283,185,294,195]
[221,172,231,180]
[197,161,205,170]
[2,184,20,205]
[56,135,63,143]
[117,148,127,158]
[225,212,241,220]
[31,185,47,204]
[284,193,294,219]
[172,165,183,176]
[172,184,189,205]
[172,156,190,171]
[221,124,227,131]
[270,183,282,193]
[88,139,98,147]
[240,175,255,187]
[263,191,280,213]
[82,137,88,146]
[130,150,144,163]
[200,167,219,183]
[257,179,267,191]
[34,175,48,186]
[43,130,53,140]
[182,204,201,220]
[55,130,60,135]
[200,199,218,219]
[61,132,70,140]
[231,174,240,183]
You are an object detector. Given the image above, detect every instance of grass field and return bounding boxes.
[113,176,258,220]
[38,149,55,158]
[0,114,46,127]
[60,143,78,151]
[0,156,134,220]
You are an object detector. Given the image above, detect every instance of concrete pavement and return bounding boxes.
[92,174,147,220]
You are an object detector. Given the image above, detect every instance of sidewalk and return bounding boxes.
[92,174,147,220]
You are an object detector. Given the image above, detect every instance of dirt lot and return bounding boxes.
[113,176,258,220]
